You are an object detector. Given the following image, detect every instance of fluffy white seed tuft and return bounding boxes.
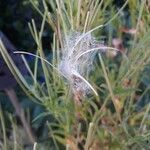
[58,32,104,96]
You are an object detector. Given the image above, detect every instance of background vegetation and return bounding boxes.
[0,0,150,149]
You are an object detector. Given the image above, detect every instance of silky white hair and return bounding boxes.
[58,32,119,96]
[14,31,120,97]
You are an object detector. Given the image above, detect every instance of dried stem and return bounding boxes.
[5,88,35,144]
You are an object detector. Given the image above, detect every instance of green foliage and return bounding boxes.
[0,0,150,149]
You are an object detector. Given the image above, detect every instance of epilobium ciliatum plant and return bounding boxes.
[0,0,150,149]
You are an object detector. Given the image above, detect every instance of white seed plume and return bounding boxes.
[13,31,120,97]
[58,32,119,96]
